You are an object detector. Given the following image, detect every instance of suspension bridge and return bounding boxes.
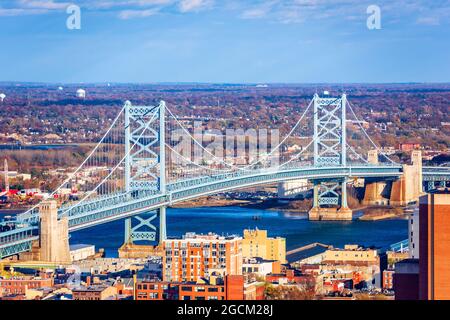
[1,94,449,262]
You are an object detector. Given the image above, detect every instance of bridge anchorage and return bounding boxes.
[1,94,449,263]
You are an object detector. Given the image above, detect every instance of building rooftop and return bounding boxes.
[70,244,94,251]
[72,285,112,292]
[287,246,328,264]
[243,257,276,264]
[395,259,419,274]
[166,232,241,241]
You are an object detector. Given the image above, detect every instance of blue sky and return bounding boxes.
[0,0,449,83]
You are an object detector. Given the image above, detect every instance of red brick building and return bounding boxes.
[136,275,244,301]
[163,233,242,283]
[383,269,394,290]
[72,285,118,300]
[0,277,53,295]
[399,143,421,152]
[266,269,315,287]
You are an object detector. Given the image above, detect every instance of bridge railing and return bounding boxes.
[12,164,405,229]
[0,226,39,246]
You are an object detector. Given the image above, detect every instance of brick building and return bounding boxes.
[383,269,394,290]
[135,275,244,300]
[266,269,314,287]
[0,277,53,296]
[418,190,450,300]
[163,232,242,282]
[72,285,118,300]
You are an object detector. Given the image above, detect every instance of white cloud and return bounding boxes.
[1,0,449,25]
[178,0,213,13]
[416,16,440,26]
[88,0,174,9]
[0,8,47,16]
[18,0,70,10]
[241,1,278,19]
[118,8,160,19]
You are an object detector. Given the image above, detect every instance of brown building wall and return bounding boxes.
[419,193,450,300]
[225,275,244,300]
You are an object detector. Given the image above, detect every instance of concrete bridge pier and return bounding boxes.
[390,150,423,206]
[363,179,391,206]
[308,179,352,221]
[362,150,391,205]
[38,200,71,264]
[20,200,71,263]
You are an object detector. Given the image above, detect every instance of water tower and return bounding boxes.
[76,89,86,99]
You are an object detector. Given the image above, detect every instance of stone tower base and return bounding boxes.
[118,243,163,259]
[308,207,353,221]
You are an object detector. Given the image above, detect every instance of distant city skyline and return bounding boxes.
[0,0,449,83]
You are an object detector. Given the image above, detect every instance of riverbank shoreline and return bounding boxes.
[171,197,411,221]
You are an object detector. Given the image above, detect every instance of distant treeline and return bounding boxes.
[1,146,90,174]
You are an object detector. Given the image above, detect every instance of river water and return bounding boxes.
[1,206,408,258]
[68,206,408,257]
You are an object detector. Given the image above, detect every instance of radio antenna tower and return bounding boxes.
[4,159,9,194]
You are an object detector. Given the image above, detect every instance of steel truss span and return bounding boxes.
[1,94,449,259]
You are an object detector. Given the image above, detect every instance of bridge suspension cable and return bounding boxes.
[347,100,398,165]
[165,106,244,171]
[165,97,314,172]
[346,143,369,164]
[278,138,315,168]
[17,104,127,221]
[60,108,159,217]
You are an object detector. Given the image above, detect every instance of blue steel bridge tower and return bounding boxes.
[123,101,166,245]
[309,94,350,219]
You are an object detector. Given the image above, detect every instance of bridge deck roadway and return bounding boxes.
[1,165,448,259]
[62,165,403,231]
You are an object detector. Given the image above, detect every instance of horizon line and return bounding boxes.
[1,81,450,86]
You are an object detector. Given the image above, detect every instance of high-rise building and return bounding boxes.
[418,190,450,300]
[162,232,242,282]
[242,229,286,263]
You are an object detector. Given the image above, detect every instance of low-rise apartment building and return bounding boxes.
[242,229,286,263]
[163,232,242,282]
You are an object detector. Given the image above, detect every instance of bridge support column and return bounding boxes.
[38,200,71,264]
[425,181,434,192]
[308,179,352,221]
[363,180,390,206]
[390,151,423,206]
[368,150,379,165]
[118,212,164,258]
